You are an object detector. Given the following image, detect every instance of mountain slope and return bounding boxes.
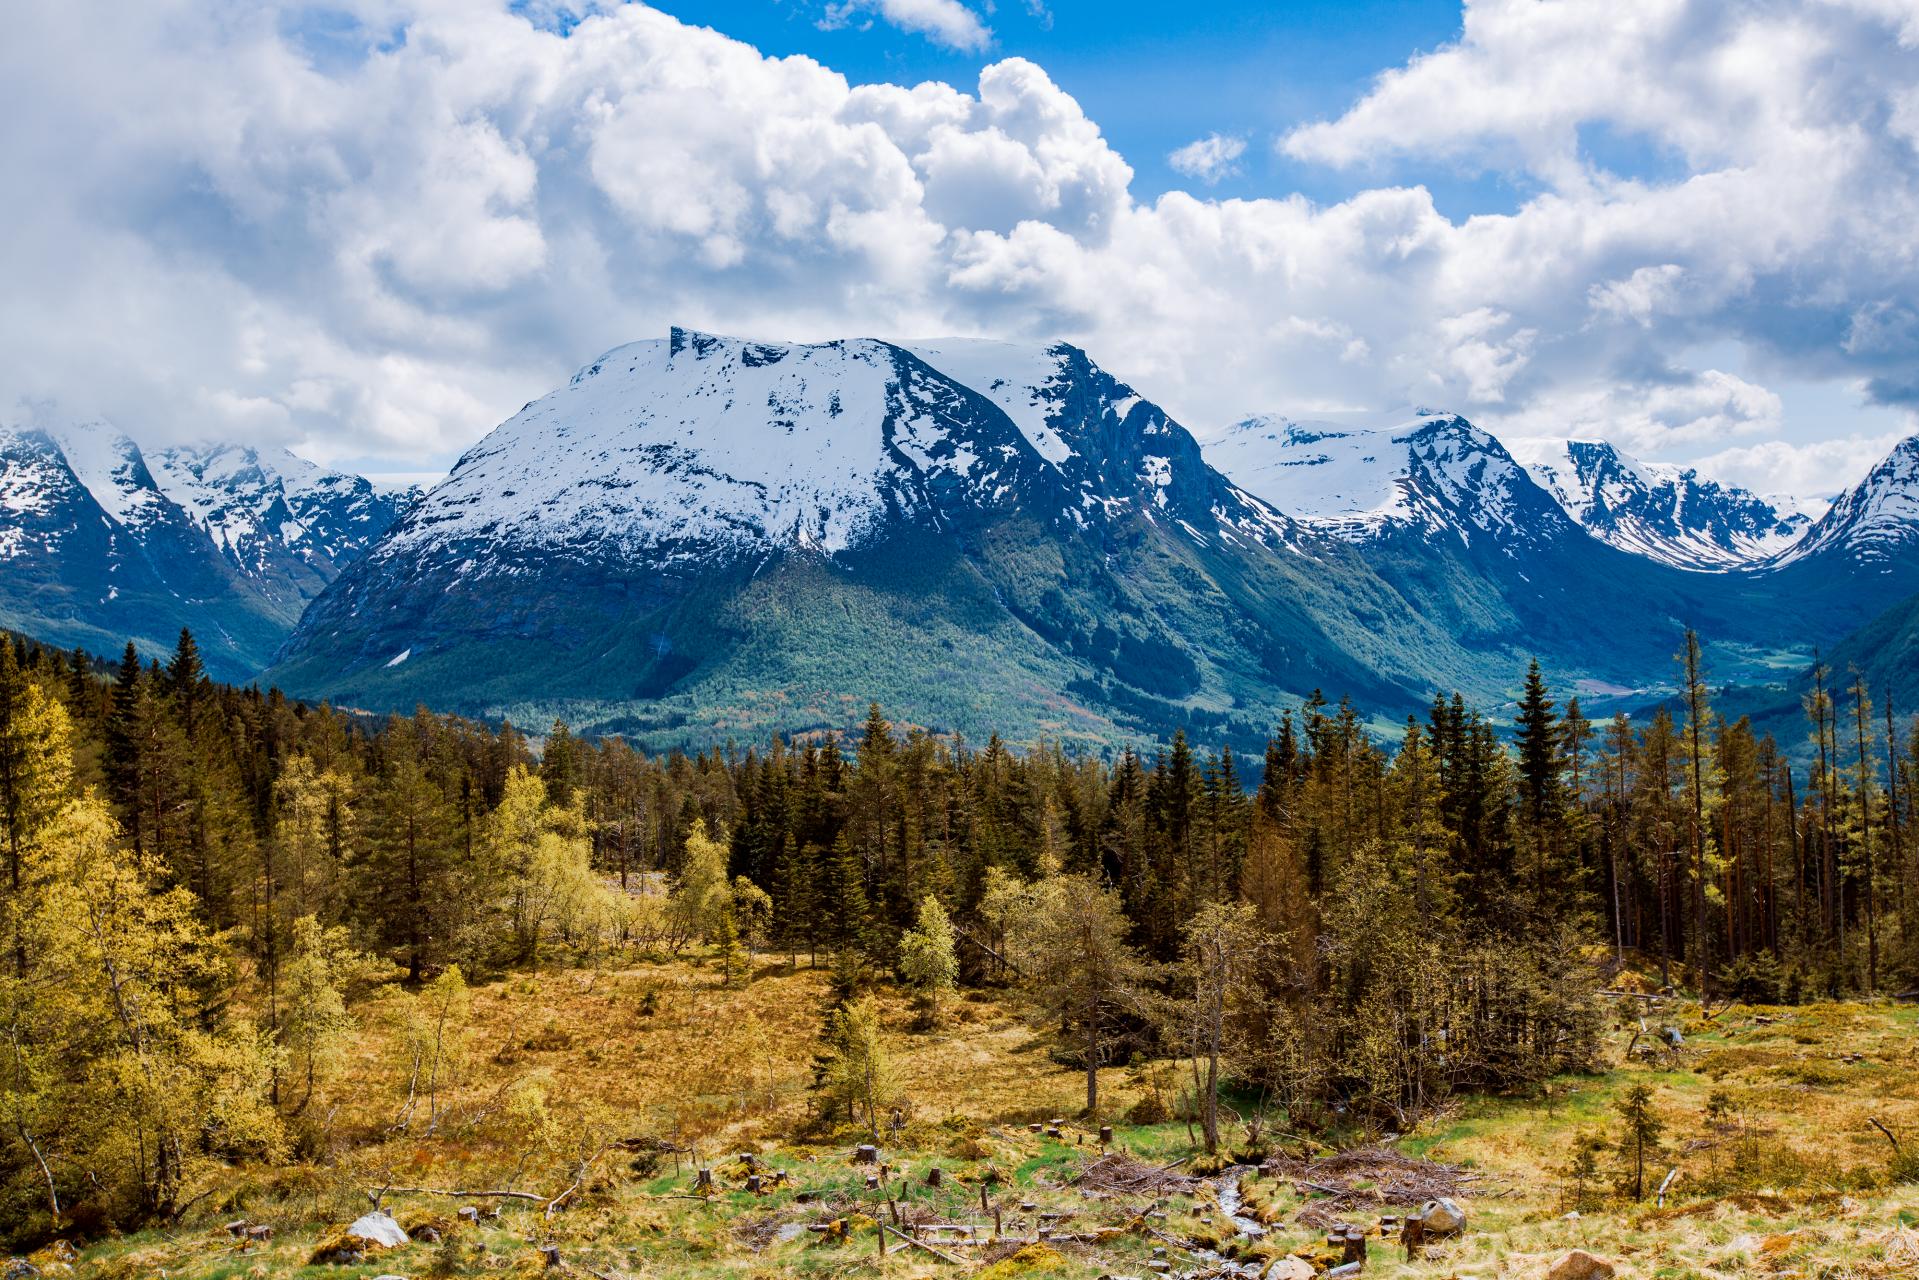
[0,422,411,676]
[1516,438,1811,570]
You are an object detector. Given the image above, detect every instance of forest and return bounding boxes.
[1,625,1915,1248]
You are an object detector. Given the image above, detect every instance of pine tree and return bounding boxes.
[165,628,204,729]
[769,833,816,966]
[1615,1083,1664,1199]
[714,904,748,988]
[820,831,870,958]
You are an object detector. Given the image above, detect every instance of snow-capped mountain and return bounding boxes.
[1516,438,1811,571]
[272,328,1527,744]
[377,328,1292,573]
[1770,433,1919,569]
[0,420,412,675]
[269,328,1809,747]
[1199,411,1574,549]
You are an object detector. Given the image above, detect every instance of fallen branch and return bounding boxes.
[369,1185,545,1203]
[881,1223,966,1265]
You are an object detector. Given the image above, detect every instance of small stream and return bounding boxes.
[1180,1166,1267,1278]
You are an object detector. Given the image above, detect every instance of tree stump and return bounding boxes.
[1100,1125,1114,1146]
[539,1245,563,1268]
[746,1173,763,1194]
[854,1144,880,1165]
[1401,1212,1426,1261]
[694,1168,713,1194]
[1341,1227,1367,1265]
[925,1166,943,1187]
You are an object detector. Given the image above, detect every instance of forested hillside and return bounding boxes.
[1,625,1915,1250]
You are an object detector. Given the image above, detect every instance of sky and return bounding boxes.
[4,0,1919,499]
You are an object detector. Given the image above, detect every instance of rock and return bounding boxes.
[370,1275,409,1280]
[4,1260,41,1280]
[408,1225,441,1243]
[457,1206,481,1223]
[1264,1259,1315,1280]
[225,1220,250,1237]
[345,1211,411,1249]
[1418,1197,1467,1235]
[1545,1250,1616,1280]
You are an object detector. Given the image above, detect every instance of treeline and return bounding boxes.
[1,625,1915,1239]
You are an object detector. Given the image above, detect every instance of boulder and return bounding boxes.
[345,1211,411,1249]
[1546,1250,1616,1280]
[1263,1259,1315,1280]
[1418,1198,1467,1235]
[4,1259,41,1280]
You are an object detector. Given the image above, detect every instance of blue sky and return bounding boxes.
[5,0,1919,499]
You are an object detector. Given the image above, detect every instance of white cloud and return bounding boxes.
[1485,369,1785,456]
[1168,133,1247,184]
[1,0,1917,501]
[1693,429,1914,502]
[820,0,993,53]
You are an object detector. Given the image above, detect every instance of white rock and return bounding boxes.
[1418,1197,1467,1235]
[345,1211,411,1249]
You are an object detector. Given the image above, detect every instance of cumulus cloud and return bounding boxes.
[819,0,992,53]
[1693,430,1914,503]
[1168,133,1247,184]
[1,0,1917,500]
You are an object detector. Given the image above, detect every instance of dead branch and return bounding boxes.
[1869,1117,1901,1154]
[370,1185,545,1202]
[881,1223,966,1264]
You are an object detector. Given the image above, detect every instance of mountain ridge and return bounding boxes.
[0,420,413,676]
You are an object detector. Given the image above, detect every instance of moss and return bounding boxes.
[977,1243,1067,1279]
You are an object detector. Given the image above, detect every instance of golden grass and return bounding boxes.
[50,953,1919,1280]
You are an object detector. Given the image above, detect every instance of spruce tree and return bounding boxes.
[821,831,870,959]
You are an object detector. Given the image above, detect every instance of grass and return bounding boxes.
[26,954,1919,1280]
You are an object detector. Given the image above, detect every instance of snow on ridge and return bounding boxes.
[1198,409,1535,543]
[388,331,923,564]
[46,421,171,529]
[902,339,1078,466]
[1516,437,1813,571]
[1771,433,1919,566]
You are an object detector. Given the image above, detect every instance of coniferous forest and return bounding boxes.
[3,621,1916,1249]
